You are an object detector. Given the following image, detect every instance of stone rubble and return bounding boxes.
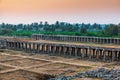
[49,68,120,80]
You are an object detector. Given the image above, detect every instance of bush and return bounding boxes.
[0,29,13,36]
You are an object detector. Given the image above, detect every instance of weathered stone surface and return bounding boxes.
[49,68,120,80]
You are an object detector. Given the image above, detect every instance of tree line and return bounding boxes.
[0,21,120,38]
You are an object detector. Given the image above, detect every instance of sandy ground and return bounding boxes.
[0,49,119,80]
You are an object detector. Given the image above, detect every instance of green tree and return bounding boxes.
[80,27,87,33]
[105,24,119,36]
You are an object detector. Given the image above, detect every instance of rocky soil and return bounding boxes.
[49,68,120,80]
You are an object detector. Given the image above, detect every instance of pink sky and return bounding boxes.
[0,0,120,24]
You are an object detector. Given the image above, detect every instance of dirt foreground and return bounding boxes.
[0,49,119,80]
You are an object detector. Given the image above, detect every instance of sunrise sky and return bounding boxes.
[0,0,120,24]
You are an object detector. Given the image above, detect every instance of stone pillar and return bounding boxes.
[85,48,88,57]
[109,51,112,61]
[113,39,116,44]
[55,46,59,55]
[89,47,92,60]
[90,38,92,43]
[20,42,23,49]
[77,48,80,57]
[48,44,52,54]
[44,44,47,53]
[103,49,106,62]
[36,35,38,40]
[42,44,45,54]
[107,51,110,61]
[47,45,50,54]
[46,44,50,54]
[86,38,88,42]
[12,42,14,48]
[86,37,88,42]
[18,42,20,49]
[99,50,103,59]
[69,47,72,57]
[6,41,9,48]
[92,38,94,43]
[112,50,115,61]
[58,46,62,55]
[9,41,12,48]
[63,36,65,41]
[78,48,82,57]
[110,39,112,44]
[63,46,67,57]
[108,39,110,44]
[100,38,102,44]
[9,42,11,48]
[35,35,37,40]
[36,43,40,53]
[15,42,18,49]
[103,38,105,44]
[96,49,99,60]
[74,37,75,42]
[50,45,54,55]
[79,37,81,42]
[35,43,38,53]
[73,37,74,42]
[29,43,32,52]
[106,39,108,44]
[5,41,8,48]
[22,43,24,50]
[117,39,119,44]
[61,36,63,41]
[12,42,15,48]
[71,36,73,42]
[75,47,78,58]
[118,51,120,61]
[15,42,17,49]
[25,42,28,51]
[96,38,98,43]
[86,37,88,43]
[93,49,95,58]
[22,42,25,50]
[11,42,13,48]
[107,39,109,44]
[102,38,104,44]
[6,41,8,48]
[82,37,84,42]
[76,37,78,42]
[10,42,12,48]
[84,37,86,42]
[69,36,71,41]
[82,48,85,59]
[97,38,99,44]
[32,43,35,52]
[77,37,79,42]
[93,38,95,43]
[115,51,118,61]
[112,39,114,44]
[53,45,56,55]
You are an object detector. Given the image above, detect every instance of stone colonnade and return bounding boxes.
[0,39,7,47]
[6,40,120,62]
[32,34,120,44]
